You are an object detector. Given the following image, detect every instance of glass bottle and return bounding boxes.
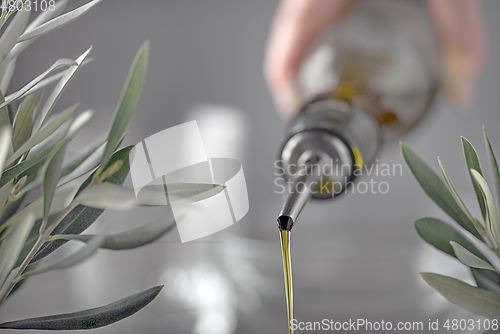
[278,0,441,200]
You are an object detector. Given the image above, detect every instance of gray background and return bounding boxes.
[1,0,500,333]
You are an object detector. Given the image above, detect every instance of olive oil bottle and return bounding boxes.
[275,0,440,332]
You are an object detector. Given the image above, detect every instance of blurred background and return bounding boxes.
[1,0,500,333]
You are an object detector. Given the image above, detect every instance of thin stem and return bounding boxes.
[0,201,77,307]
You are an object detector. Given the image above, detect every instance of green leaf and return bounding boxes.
[0,7,30,61]
[0,285,163,330]
[6,103,76,166]
[75,183,136,210]
[414,217,491,264]
[438,158,478,228]
[17,0,102,43]
[0,213,34,287]
[471,169,499,242]
[30,146,134,265]
[42,143,66,225]
[0,58,77,109]
[421,272,500,319]
[137,183,226,205]
[0,139,67,189]
[0,125,11,176]
[20,234,105,280]
[462,137,487,221]
[472,268,500,298]
[12,90,43,151]
[9,0,69,59]
[401,142,481,239]
[0,90,11,128]
[34,47,91,131]
[58,219,176,250]
[98,41,149,174]
[483,127,500,219]
[450,242,498,272]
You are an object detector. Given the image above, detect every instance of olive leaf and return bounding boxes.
[0,6,30,61]
[401,142,482,239]
[471,169,499,243]
[0,125,11,176]
[12,90,43,151]
[19,234,106,280]
[462,137,487,221]
[56,218,176,250]
[5,103,76,166]
[0,286,163,330]
[0,138,68,189]
[483,127,500,218]
[34,47,92,131]
[9,0,69,59]
[137,183,225,205]
[414,217,491,264]
[438,158,478,229]
[0,213,34,287]
[98,41,149,175]
[41,142,66,226]
[30,146,134,265]
[421,273,500,319]
[450,242,498,272]
[472,268,500,298]
[74,183,137,210]
[0,58,77,109]
[17,0,102,43]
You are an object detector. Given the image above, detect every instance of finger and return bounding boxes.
[425,0,486,108]
[265,0,357,118]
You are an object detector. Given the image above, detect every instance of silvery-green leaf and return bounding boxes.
[0,139,68,189]
[421,272,500,319]
[67,109,92,137]
[438,158,478,229]
[450,241,498,272]
[137,183,225,205]
[17,0,102,43]
[0,7,29,61]
[414,217,491,264]
[0,285,163,330]
[0,57,15,93]
[483,127,500,218]
[1,58,76,109]
[31,146,134,265]
[462,137,487,221]
[0,90,10,128]
[34,47,91,131]
[0,185,76,234]
[9,0,69,59]
[0,181,13,213]
[12,90,43,151]
[0,213,34,287]
[472,269,500,298]
[75,183,136,210]
[471,169,499,242]
[401,142,481,239]
[59,219,176,250]
[20,234,105,280]
[6,103,76,166]
[0,125,11,175]
[99,41,149,174]
[42,143,66,225]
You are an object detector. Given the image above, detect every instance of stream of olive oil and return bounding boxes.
[279,229,294,334]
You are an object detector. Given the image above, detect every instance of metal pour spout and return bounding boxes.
[277,157,321,231]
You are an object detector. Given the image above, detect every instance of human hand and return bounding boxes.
[265,0,486,119]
